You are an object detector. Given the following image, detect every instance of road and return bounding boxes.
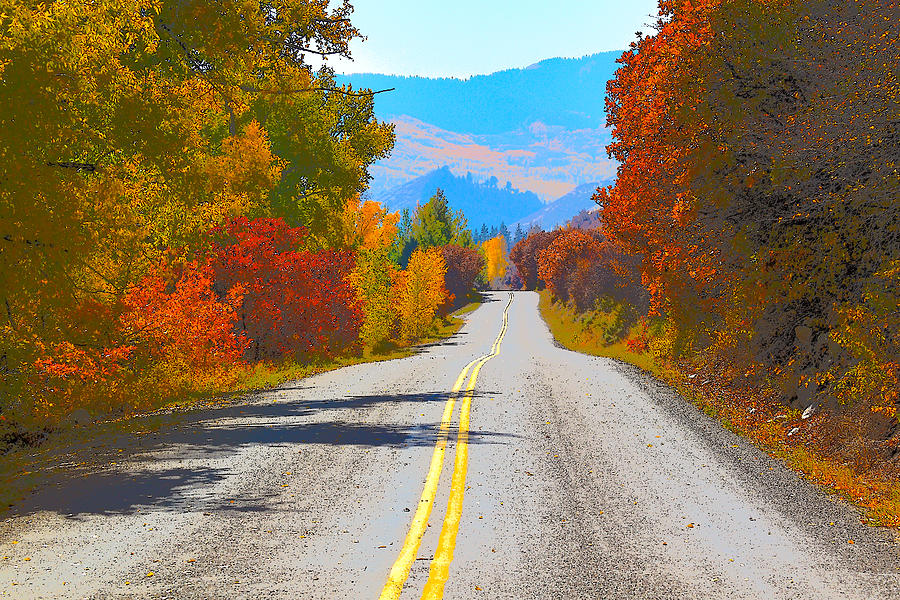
[0,291,898,599]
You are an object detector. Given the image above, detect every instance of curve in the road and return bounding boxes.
[381,293,513,600]
[422,292,512,598]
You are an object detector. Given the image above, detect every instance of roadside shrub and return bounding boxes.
[209,217,362,360]
[509,230,561,290]
[537,229,645,311]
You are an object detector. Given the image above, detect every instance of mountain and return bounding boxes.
[339,52,622,217]
[512,183,602,231]
[339,52,621,135]
[366,116,615,202]
[374,166,544,229]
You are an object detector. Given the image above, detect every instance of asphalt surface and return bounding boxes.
[0,291,898,599]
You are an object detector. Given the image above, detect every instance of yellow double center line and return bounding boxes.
[380,293,513,600]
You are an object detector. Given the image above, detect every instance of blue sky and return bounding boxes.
[320,0,660,78]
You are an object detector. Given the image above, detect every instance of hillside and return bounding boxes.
[341,53,621,204]
[511,183,601,231]
[367,117,615,201]
[339,52,621,134]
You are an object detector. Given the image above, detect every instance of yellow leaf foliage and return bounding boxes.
[482,236,508,285]
[340,197,400,250]
[394,248,448,342]
[350,247,397,349]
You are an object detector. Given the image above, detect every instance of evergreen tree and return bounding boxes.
[499,222,511,246]
[389,208,418,267]
[514,223,526,246]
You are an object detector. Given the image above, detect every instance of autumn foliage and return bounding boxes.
[0,2,486,433]
[207,218,362,360]
[567,0,899,483]
[481,236,509,288]
[441,245,485,311]
[598,0,899,417]
[536,229,644,312]
[395,248,449,342]
[509,230,561,290]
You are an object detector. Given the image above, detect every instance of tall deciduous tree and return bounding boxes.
[1,0,392,419]
[599,0,898,411]
[482,236,509,287]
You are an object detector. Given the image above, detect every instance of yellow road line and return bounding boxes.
[379,356,481,600]
[380,293,513,600]
[421,293,512,599]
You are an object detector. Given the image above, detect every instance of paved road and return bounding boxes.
[0,292,898,599]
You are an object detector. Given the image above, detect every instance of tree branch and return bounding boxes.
[47,161,96,172]
[238,85,394,97]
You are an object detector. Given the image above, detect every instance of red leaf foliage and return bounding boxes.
[208,217,362,360]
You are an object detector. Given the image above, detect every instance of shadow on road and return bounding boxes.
[6,390,518,519]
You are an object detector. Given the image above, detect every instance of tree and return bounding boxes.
[411,189,472,249]
[536,229,643,311]
[0,0,392,420]
[509,230,562,290]
[440,245,485,311]
[600,0,899,412]
[250,69,395,247]
[394,248,448,342]
[482,236,509,287]
[351,247,397,349]
[388,208,417,266]
[339,196,399,250]
[498,222,511,246]
[478,224,490,244]
[513,223,526,246]
[208,218,362,360]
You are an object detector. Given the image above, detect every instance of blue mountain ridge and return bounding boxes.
[337,51,621,135]
[374,168,604,231]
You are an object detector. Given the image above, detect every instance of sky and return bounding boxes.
[316,0,660,78]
